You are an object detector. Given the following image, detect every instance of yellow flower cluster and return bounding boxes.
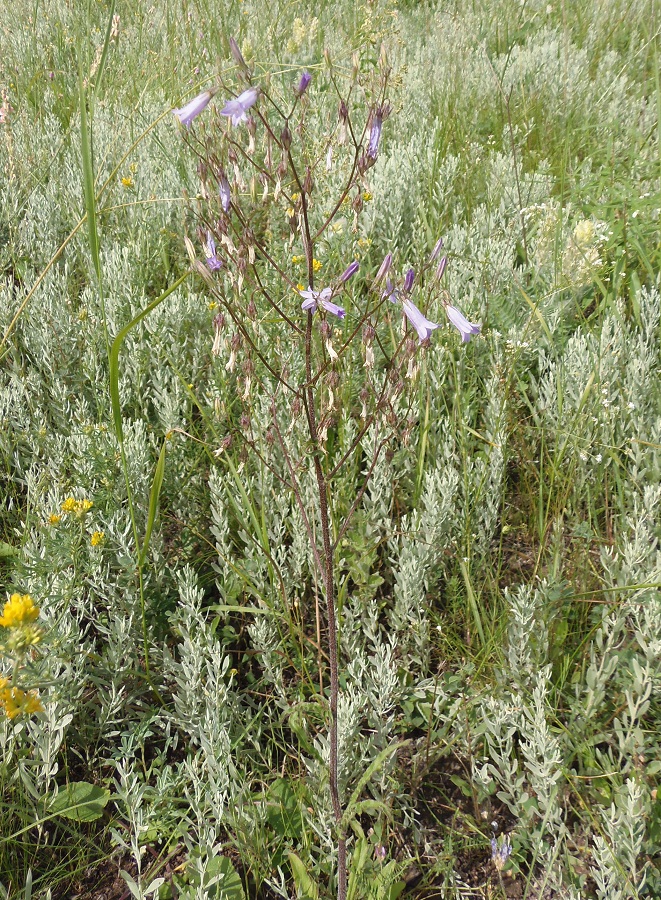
[61,497,93,516]
[0,593,43,654]
[291,256,322,271]
[48,513,62,525]
[0,680,43,719]
[90,530,105,547]
[0,593,39,628]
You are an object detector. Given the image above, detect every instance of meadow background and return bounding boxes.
[1,0,661,897]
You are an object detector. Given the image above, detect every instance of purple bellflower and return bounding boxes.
[367,111,383,159]
[300,286,345,318]
[173,89,214,128]
[295,71,312,96]
[436,255,448,281]
[402,297,440,343]
[445,304,481,343]
[383,278,398,303]
[204,232,223,271]
[340,261,360,283]
[220,87,259,126]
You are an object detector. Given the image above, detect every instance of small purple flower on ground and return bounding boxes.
[445,304,481,343]
[300,287,345,318]
[173,89,214,127]
[220,87,259,126]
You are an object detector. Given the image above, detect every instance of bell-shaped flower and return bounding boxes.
[299,286,345,318]
[204,232,223,271]
[403,268,415,292]
[445,304,481,343]
[402,298,440,344]
[430,237,444,261]
[375,252,392,283]
[173,89,214,127]
[220,87,259,126]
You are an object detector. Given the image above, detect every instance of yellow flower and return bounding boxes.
[312,259,322,272]
[62,497,94,517]
[48,514,61,525]
[0,594,40,628]
[286,207,295,218]
[296,283,305,292]
[90,531,105,547]
[292,255,305,265]
[0,685,43,719]
[362,191,373,202]
[208,301,218,311]
[291,192,300,202]
[121,176,134,188]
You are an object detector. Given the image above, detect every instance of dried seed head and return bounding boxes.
[281,124,292,151]
[247,298,257,320]
[320,319,332,339]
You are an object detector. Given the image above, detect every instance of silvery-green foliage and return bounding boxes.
[387,445,459,663]
[166,568,235,825]
[591,780,648,900]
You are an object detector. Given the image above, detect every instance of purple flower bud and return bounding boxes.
[436,255,448,281]
[375,252,392,283]
[173,89,214,128]
[295,71,312,96]
[367,111,383,159]
[403,268,415,292]
[229,37,248,71]
[430,237,444,261]
[219,174,231,212]
[340,260,360,283]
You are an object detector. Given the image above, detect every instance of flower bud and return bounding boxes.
[340,260,360,283]
[303,166,314,195]
[229,36,249,72]
[281,124,292,151]
[430,237,444,261]
[320,319,332,339]
[436,255,448,281]
[295,71,312,96]
[403,268,415,292]
[375,253,392,283]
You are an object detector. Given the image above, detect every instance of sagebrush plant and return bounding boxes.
[0,0,660,898]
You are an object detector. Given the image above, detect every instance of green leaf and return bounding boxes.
[0,542,16,558]
[50,782,110,822]
[139,436,168,566]
[265,778,303,840]
[287,852,319,900]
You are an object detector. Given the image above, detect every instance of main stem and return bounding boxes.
[304,311,346,900]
